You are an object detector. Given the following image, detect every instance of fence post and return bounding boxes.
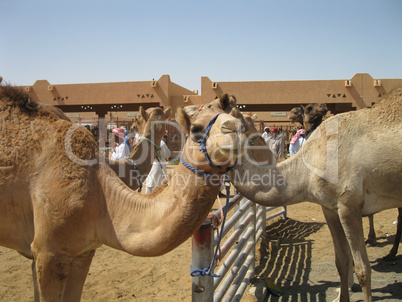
[262,205,267,234]
[250,202,256,277]
[192,218,214,302]
[281,206,287,220]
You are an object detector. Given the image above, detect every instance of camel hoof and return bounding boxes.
[365,238,378,246]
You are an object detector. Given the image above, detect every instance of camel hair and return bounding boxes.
[289,102,401,259]
[0,86,245,301]
[228,88,402,302]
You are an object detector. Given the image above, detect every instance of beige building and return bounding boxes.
[200,73,402,127]
[24,75,198,128]
[22,73,402,131]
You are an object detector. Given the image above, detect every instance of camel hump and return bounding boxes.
[0,84,40,112]
[375,87,402,109]
[368,88,402,126]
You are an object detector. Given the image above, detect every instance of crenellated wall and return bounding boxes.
[19,73,402,128]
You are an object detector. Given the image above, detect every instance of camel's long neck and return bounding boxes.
[229,151,309,207]
[107,131,164,188]
[97,160,221,257]
[128,134,162,175]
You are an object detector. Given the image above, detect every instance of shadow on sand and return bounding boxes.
[249,218,402,302]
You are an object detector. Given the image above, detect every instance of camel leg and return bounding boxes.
[322,207,353,302]
[62,250,96,301]
[384,208,402,261]
[31,260,40,302]
[338,201,372,302]
[31,247,73,301]
[365,214,377,246]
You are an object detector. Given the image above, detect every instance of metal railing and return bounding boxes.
[192,194,287,302]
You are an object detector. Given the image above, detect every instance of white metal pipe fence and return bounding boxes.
[192,193,287,302]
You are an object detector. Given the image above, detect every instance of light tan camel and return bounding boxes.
[289,102,401,259]
[107,105,172,190]
[184,97,275,166]
[0,86,245,301]
[229,89,402,302]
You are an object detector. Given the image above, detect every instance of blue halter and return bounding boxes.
[180,113,237,176]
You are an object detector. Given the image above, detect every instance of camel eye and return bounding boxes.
[191,124,204,138]
[191,124,203,133]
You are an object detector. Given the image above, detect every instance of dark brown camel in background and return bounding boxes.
[288,103,328,137]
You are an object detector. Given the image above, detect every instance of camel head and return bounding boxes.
[131,106,172,136]
[203,94,237,114]
[182,94,237,121]
[301,103,328,132]
[230,107,277,165]
[288,106,304,124]
[177,94,246,174]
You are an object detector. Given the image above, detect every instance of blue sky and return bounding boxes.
[1,0,401,92]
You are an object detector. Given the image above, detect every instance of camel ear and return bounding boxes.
[218,94,231,111]
[164,106,172,120]
[300,105,305,115]
[229,107,242,119]
[139,106,148,121]
[176,108,191,135]
[183,105,199,118]
[229,95,237,107]
[251,114,257,121]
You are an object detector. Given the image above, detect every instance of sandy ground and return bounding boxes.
[0,201,400,301]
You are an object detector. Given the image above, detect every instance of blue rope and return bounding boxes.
[180,154,216,177]
[189,113,238,174]
[190,178,231,278]
[180,154,237,176]
[190,113,223,171]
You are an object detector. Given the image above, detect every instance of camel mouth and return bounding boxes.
[219,145,246,158]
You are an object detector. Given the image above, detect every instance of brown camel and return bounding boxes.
[0,86,245,301]
[288,102,328,130]
[107,105,172,190]
[229,89,402,302]
[288,103,328,137]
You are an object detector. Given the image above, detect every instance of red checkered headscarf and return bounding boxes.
[112,128,125,139]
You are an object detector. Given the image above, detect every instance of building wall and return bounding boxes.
[22,73,402,128]
[201,73,402,126]
[24,74,197,119]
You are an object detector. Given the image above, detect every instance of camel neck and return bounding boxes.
[107,131,166,189]
[96,160,221,257]
[230,153,308,207]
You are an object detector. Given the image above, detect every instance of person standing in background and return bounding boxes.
[289,128,306,156]
[265,127,284,158]
[110,128,130,160]
[124,129,131,153]
[145,139,171,194]
[261,126,271,140]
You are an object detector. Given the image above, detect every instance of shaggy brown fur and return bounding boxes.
[0,84,39,112]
